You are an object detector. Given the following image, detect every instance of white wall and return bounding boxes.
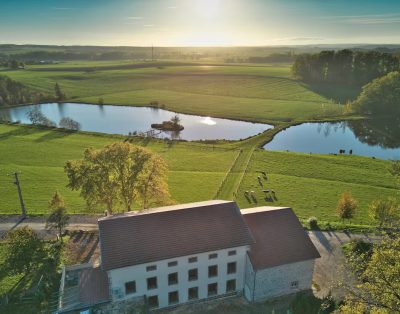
[108,245,249,308]
[248,259,315,301]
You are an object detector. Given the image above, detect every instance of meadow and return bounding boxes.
[0,124,237,214]
[0,123,397,228]
[2,61,345,123]
[236,150,398,226]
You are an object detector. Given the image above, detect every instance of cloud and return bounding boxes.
[319,13,400,25]
[143,24,155,27]
[168,6,177,9]
[126,16,144,20]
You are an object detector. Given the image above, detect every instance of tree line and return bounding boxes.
[0,76,66,107]
[292,49,399,86]
[0,59,24,69]
[0,75,51,106]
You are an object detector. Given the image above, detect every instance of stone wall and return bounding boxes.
[253,259,315,301]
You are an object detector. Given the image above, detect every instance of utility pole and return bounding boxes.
[13,172,26,218]
[151,44,154,62]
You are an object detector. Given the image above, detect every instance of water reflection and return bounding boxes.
[265,119,400,160]
[347,119,400,149]
[0,103,272,141]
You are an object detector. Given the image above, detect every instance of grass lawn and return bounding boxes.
[0,123,237,214]
[236,150,398,226]
[2,62,346,123]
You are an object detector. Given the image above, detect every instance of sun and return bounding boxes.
[194,0,221,19]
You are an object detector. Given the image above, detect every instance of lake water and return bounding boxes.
[0,103,272,141]
[264,120,400,160]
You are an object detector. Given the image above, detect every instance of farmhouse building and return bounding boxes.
[58,200,320,312]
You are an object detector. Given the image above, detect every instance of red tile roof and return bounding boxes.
[242,207,320,270]
[99,201,255,271]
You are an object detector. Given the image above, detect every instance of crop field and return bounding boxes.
[2,62,344,123]
[0,124,237,214]
[236,150,398,226]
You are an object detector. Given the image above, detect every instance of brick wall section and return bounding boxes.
[252,259,315,301]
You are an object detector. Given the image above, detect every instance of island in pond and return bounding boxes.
[151,115,184,131]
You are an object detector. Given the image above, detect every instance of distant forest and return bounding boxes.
[2,44,400,64]
[0,76,52,106]
[292,49,400,86]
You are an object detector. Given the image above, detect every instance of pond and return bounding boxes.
[0,103,272,141]
[264,120,400,160]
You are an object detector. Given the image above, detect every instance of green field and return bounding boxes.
[237,150,398,225]
[2,62,345,123]
[0,124,237,214]
[1,123,397,227]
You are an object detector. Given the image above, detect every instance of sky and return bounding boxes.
[0,0,400,46]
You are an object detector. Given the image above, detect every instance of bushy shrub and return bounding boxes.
[308,216,318,229]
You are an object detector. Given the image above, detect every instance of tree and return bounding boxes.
[55,82,66,101]
[46,191,70,241]
[170,115,181,126]
[369,198,400,228]
[390,161,400,186]
[27,107,56,127]
[4,227,45,274]
[338,235,400,313]
[65,142,170,212]
[136,153,170,209]
[352,71,400,115]
[336,192,357,222]
[59,117,81,130]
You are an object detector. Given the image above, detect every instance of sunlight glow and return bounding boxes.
[201,117,217,125]
[194,0,221,19]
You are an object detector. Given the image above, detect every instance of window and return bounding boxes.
[208,283,218,296]
[208,265,218,278]
[228,250,237,256]
[227,262,237,274]
[291,281,299,289]
[226,279,236,292]
[124,281,136,295]
[188,256,197,263]
[188,287,198,300]
[146,265,157,272]
[168,272,178,285]
[168,291,179,305]
[148,295,159,308]
[147,277,157,290]
[168,261,178,267]
[208,253,218,259]
[188,268,198,281]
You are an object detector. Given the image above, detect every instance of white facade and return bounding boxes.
[107,245,249,309]
[244,256,315,301]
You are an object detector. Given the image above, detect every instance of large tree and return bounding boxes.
[352,71,400,116]
[369,198,400,229]
[4,227,45,274]
[338,235,400,313]
[65,142,170,212]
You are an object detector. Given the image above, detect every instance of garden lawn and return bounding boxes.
[236,150,398,225]
[3,62,343,123]
[0,124,237,214]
